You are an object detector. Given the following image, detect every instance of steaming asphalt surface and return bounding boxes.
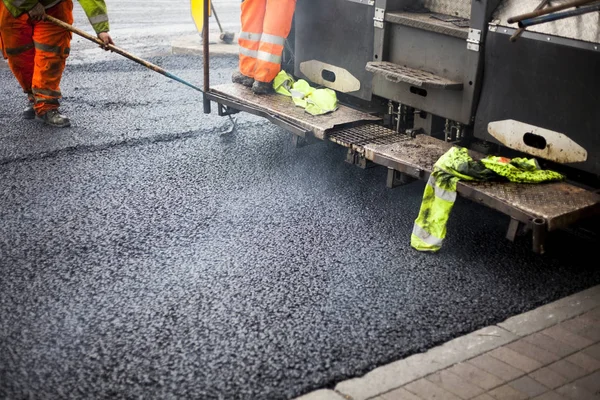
[1,55,600,400]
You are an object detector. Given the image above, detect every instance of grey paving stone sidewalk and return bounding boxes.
[297,285,600,400]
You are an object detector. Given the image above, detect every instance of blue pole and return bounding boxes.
[519,3,600,28]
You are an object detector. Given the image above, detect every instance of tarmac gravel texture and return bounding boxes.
[1,55,600,400]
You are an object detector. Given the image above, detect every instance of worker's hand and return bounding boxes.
[97,32,114,50]
[28,3,46,21]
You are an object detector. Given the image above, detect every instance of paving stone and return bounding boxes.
[540,325,595,350]
[547,359,589,381]
[507,339,561,365]
[574,370,600,394]
[532,392,570,400]
[556,382,600,400]
[472,395,496,400]
[335,326,517,400]
[522,333,578,358]
[447,362,505,390]
[529,368,571,389]
[404,378,461,400]
[488,384,529,400]
[489,347,543,373]
[468,354,526,382]
[498,287,600,337]
[565,351,600,373]
[380,387,423,400]
[426,370,484,399]
[560,316,600,342]
[583,343,600,361]
[586,307,600,321]
[293,389,348,400]
[508,376,549,398]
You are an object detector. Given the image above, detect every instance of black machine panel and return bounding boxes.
[294,0,375,101]
[474,31,600,176]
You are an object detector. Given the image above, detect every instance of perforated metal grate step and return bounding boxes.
[366,62,464,91]
[328,124,411,152]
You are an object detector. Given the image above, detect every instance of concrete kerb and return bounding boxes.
[294,285,600,400]
[171,33,238,56]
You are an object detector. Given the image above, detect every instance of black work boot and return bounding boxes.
[22,104,35,120]
[252,80,273,95]
[37,109,71,128]
[232,71,254,88]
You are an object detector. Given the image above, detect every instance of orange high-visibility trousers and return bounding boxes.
[239,0,296,83]
[0,0,73,115]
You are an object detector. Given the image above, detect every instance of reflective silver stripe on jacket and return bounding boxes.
[412,224,443,248]
[32,88,62,97]
[89,14,109,25]
[256,50,281,64]
[34,41,64,54]
[260,33,285,46]
[427,176,457,203]
[239,31,261,42]
[240,32,285,46]
[239,46,257,58]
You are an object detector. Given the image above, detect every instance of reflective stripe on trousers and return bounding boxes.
[411,174,458,252]
[238,0,296,83]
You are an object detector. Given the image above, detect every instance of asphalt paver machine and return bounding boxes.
[201,0,600,254]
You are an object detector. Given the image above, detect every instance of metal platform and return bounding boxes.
[207,84,380,140]
[204,87,600,254]
[366,62,464,90]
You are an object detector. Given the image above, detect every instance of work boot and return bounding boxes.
[37,109,71,128]
[252,80,273,95]
[22,104,35,120]
[232,71,254,88]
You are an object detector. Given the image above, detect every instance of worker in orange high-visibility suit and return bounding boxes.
[232,0,296,95]
[0,0,113,127]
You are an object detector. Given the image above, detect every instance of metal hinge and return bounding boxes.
[467,28,482,52]
[374,7,384,28]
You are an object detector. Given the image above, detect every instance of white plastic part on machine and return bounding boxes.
[299,60,361,93]
[488,119,588,164]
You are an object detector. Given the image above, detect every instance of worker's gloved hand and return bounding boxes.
[28,3,46,21]
[97,32,114,50]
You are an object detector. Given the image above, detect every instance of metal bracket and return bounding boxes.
[374,7,385,28]
[346,0,374,5]
[217,103,240,117]
[467,28,482,52]
[387,168,416,188]
[345,149,376,169]
[291,132,319,148]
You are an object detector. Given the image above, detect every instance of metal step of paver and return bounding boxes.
[366,61,464,91]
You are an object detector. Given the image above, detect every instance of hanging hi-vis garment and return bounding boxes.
[238,0,296,83]
[273,70,338,116]
[411,147,565,252]
[0,0,109,115]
